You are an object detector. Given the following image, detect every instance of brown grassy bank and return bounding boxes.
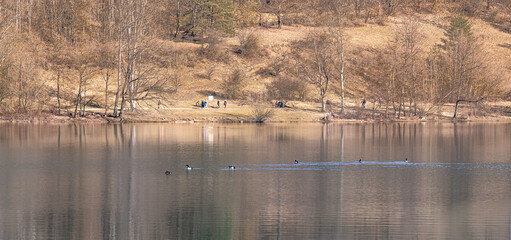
[2,99,510,124]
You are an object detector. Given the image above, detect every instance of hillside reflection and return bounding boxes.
[0,123,510,239]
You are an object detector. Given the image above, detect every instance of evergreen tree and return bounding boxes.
[440,15,472,50]
[211,0,235,35]
[193,0,235,37]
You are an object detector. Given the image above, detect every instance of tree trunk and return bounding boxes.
[210,3,214,28]
[337,1,345,115]
[113,28,122,117]
[18,59,22,112]
[74,72,83,118]
[57,71,61,115]
[81,79,87,117]
[277,2,282,29]
[453,97,460,119]
[393,100,397,116]
[385,99,389,118]
[398,85,404,118]
[372,100,376,118]
[119,92,126,119]
[340,66,345,114]
[453,98,482,119]
[411,47,416,116]
[401,87,406,117]
[409,98,412,117]
[321,95,325,112]
[414,100,417,116]
[129,23,139,112]
[104,72,109,116]
[174,1,180,38]
[191,1,197,35]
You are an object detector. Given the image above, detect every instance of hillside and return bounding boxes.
[140,14,511,122]
[0,0,510,122]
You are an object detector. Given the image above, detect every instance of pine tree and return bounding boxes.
[440,15,472,50]
[211,0,235,35]
[193,0,235,37]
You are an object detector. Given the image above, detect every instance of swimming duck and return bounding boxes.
[359,159,362,163]
[186,165,192,170]
[294,160,299,164]
[405,158,409,163]
[165,170,171,175]
[228,166,236,170]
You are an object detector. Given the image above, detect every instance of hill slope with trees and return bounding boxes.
[0,0,510,122]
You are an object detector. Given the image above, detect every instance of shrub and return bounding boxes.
[257,56,287,77]
[197,32,230,63]
[0,65,11,110]
[376,16,387,26]
[266,76,308,101]
[165,68,185,92]
[196,66,216,80]
[206,66,215,80]
[222,68,246,99]
[250,104,274,123]
[235,30,261,58]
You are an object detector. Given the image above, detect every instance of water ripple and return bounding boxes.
[238,161,511,171]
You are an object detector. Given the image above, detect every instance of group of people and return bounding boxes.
[159,97,376,112]
[197,100,227,109]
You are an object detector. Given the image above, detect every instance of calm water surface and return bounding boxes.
[0,122,510,239]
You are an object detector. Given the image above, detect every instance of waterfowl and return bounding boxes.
[165,170,171,175]
[405,158,409,163]
[294,160,299,164]
[228,166,236,170]
[359,159,362,163]
[186,165,192,170]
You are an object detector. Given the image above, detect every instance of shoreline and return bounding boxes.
[1,107,510,124]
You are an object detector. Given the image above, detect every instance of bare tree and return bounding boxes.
[266,0,294,29]
[398,17,422,116]
[115,0,150,118]
[166,68,185,92]
[439,16,488,118]
[382,0,403,16]
[12,49,47,113]
[113,0,129,117]
[95,43,116,115]
[174,0,181,38]
[292,33,335,112]
[329,0,348,114]
[113,18,123,117]
[383,37,404,117]
[71,51,95,118]
[0,7,13,108]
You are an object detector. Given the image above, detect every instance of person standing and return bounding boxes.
[217,100,220,108]
[224,100,227,108]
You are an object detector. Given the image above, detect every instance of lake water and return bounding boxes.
[0,122,510,239]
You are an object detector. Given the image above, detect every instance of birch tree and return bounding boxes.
[330,0,348,114]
